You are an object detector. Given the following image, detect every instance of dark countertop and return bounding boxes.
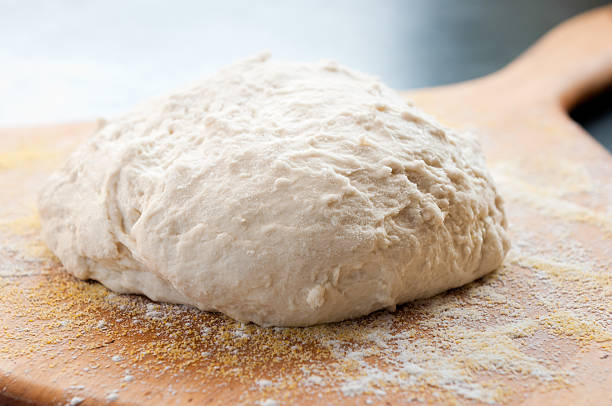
[1,0,610,150]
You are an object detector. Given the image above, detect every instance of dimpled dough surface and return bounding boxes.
[38,54,510,327]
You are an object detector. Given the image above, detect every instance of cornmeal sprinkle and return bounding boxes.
[0,131,610,405]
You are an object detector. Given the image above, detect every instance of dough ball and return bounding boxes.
[38,54,510,326]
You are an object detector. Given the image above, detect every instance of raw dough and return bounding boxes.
[38,54,510,327]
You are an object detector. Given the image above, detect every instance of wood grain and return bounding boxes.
[1,6,612,406]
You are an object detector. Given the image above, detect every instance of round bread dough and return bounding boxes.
[38,54,510,327]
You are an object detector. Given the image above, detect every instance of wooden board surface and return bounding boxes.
[1,6,612,406]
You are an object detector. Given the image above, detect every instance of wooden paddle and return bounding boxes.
[1,5,611,406]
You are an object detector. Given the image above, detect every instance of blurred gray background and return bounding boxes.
[1,0,611,149]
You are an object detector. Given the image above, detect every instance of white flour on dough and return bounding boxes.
[38,54,509,326]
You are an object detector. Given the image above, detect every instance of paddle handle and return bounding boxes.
[497,5,612,111]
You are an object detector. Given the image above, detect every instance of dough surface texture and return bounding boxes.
[38,54,510,326]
